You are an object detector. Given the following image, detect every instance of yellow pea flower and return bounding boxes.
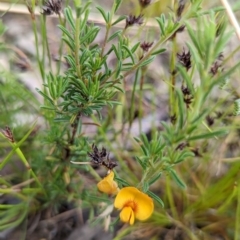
[114,187,154,225]
[97,171,119,195]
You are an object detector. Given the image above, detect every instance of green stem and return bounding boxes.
[129,68,141,130]
[166,176,178,219]
[42,16,52,71]
[32,20,45,81]
[27,0,45,82]
[218,185,237,213]
[14,146,43,189]
[0,188,42,194]
[123,25,180,78]
[169,36,177,118]
[101,1,116,57]
[235,182,240,240]
[101,24,111,58]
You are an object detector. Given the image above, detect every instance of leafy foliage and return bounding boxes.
[1,0,240,239]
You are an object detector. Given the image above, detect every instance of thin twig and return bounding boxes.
[39,208,82,223]
[220,0,240,41]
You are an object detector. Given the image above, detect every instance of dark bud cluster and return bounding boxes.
[140,41,154,52]
[42,0,62,15]
[181,85,191,95]
[1,126,14,143]
[170,25,185,39]
[169,0,186,36]
[176,0,185,19]
[88,144,117,170]
[191,148,202,157]
[139,0,152,8]
[175,142,189,151]
[210,53,224,76]
[170,114,177,124]
[176,25,186,33]
[210,61,222,76]
[177,48,191,71]
[181,85,193,108]
[215,111,223,119]
[125,14,144,29]
[206,115,214,126]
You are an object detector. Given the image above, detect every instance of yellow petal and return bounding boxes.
[97,171,119,195]
[120,206,135,225]
[114,187,154,221]
[114,187,140,209]
[133,191,154,221]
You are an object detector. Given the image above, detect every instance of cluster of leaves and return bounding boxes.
[1,0,240,238]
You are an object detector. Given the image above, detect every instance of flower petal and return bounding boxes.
[134,191,154,220]
[97,171,119,195]
[114,187,140,209]
[120,206,135,225]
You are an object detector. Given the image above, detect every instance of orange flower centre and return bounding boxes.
[124,200,137,212]
[119,200,138,225]
[114,187,154,225]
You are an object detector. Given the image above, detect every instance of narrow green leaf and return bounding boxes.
[112,44,121,60]
[151,48,166,56]
[81,27,100,43]
[113,85,124,93]
[81,11,90,34]
[190,108,209,125]
[36,88,54,105]
[114,0,123,13]
[131,42,140,53]
[161,121,172,135]
[186,42,201,70]
[58,25,74,42]
[176,89,185,129]
[188,130,227,141]
[81,1,92,15]
[156,17,165,36]
[135,156,147,169]
[185,21,202,58]
[147,191,164,207]
[169,169,186,189]
[122,45,135,63]
[54,117,71,122]
[107,30,122,42]
[143,182,149,192]
[176,65,195,94]
[234,99,240,116]
[175,151,195,163]
[64,7,75,31]
[64,55,76,68]
[214,31,232,59]
[115,61,122,78]
[138,56,155,68]
[141,134,150,150]
[96,6,109,23]
[134,137,141,143]
[40,105,56,111]
[115,177,130,187]
[112,15,126,26]
[148,172,162,185]
[62,36,75,51]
